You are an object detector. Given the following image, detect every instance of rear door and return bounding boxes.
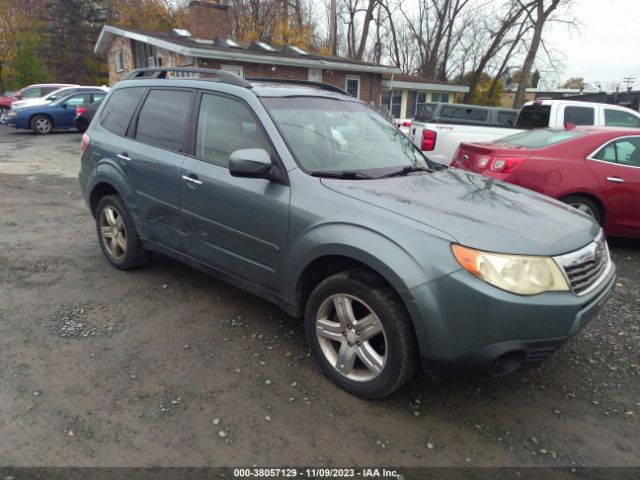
[179,91,290,291]
[588,136,640,232]
[115,88,194,249]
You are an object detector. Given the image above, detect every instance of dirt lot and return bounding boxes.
[0,127,639,469]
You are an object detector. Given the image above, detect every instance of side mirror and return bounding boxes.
[49,96,57,101]
[61,103,68,109]
[229,148,272,178]
[13,93,23,100]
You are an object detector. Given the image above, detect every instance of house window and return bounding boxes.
[114,49,124,72]
[381,89,402,118]
[345,76,360,98]
[221,64,244,78]
[431,92,450,103]
[132,40,156,68]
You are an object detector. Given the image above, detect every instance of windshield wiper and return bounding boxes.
[310,171,373,180]
[378,164,433,178]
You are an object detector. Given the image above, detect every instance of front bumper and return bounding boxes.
[406,260,616,378]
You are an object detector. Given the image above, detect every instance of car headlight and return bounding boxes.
[451,244,569,295]
[8,112,17,117]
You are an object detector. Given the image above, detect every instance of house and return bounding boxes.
[94,0,399,105]
[381,73,470,119]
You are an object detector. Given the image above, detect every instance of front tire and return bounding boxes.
[31,115,53,134]
[305,269,419,399]
[96,195,151,270]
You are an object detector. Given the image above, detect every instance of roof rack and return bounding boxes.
[123,67,252,88]
[245,78,348,95]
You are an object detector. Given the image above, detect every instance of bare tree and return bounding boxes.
[512,0,570,108]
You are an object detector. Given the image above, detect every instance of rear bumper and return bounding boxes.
[407,261,616,379]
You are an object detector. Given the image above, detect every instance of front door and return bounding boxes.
[179,92,290,291]
[588,136,640,233]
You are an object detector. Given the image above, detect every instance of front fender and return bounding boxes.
[284,223,458,345]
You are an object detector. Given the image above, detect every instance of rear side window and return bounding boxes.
[564,106,594,126]
[593,137,640,167]
[99,87,146,136]
[135,89,193,152]
[604,109,640,128]
[497,110,517,126]
[516,104,551,128]
[440,105,488,122]
[498,129,584,148]
[196,94,271,168]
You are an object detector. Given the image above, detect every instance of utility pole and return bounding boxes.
[329,0,337,55]
[622,76,636,92]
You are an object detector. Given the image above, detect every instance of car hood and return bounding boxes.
[321,169,600,256]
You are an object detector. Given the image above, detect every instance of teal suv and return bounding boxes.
[79,68,615,398]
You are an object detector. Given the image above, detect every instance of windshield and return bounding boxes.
[262,97,433,176]
[497,128,585,148]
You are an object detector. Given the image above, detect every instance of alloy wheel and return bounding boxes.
[99,205,128,260]
[34,117,52,134]
[315,293,387,382]
[570,201,597,219]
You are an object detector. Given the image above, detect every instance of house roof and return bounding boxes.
[381,73,469,93]
[95,25,401,74]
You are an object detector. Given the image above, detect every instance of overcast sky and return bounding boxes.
[545,0,639,89]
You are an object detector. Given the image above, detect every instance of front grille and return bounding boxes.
[564,251,608,294]
[555,231,610,296]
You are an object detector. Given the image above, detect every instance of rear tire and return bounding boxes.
[304,269,419,399]
[561,195,602,224]
[96,195,151,270]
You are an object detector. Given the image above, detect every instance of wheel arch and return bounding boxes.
[30,112,54,129]
[559,191,607,224]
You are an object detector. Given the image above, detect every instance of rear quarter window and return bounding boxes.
[99,87,146,137]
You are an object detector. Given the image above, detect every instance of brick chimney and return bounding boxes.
[189,0,231,40]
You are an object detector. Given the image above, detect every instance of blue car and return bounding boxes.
[6,90,107,134]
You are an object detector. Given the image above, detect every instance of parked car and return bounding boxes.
[409,103,520,164]
[515,99,640,129]
[74,99,104,132]
[0,83,78,119]
[11,85,109,110]
[80,67,615,399]
[5,90,107,134]
[451,127,640,238]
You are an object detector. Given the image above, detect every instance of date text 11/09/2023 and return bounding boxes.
[233,468,403,478]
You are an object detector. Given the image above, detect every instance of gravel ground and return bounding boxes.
[0,127,638,470]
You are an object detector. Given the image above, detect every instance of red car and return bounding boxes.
[451,127,640,238]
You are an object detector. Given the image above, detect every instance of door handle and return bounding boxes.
[117,153,131,162]
[606,176,624,183]
[182,174,203,186]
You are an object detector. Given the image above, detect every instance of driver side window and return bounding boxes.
[195,94,271,168]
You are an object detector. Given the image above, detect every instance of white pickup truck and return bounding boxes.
[408,103,519,165]
[409,99,640,165]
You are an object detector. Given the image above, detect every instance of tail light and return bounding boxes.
[402,120,412,127]
[490,157,526,173]
[421,129,436,151]
[477,155,492,170]
[80,132,90,153]
[76,106,87,116]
